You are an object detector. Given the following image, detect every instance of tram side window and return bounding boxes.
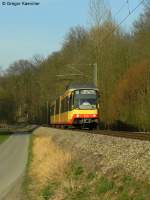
[61,99,64,113]
[56,98,60,115]
[61,97,68,113]
[50,105,55,116]
[65,97,69,112]
[69,94,73,111]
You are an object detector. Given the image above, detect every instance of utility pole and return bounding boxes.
[93,63,98,87]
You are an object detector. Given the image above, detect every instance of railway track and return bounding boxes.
[44,125,150,141]
[86,130,150,141]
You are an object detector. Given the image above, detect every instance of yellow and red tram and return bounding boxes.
[50,83,100,129]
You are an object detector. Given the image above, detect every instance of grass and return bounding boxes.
[0,135,10,144]
[95,176,115,195]
[22,134,34,199]
[63,163,117,200]
[0,130,12,144]
[24,135,71,200]
[116,176,150,200]
[65,185,90,200]
[40,182,59,200]
[24,134,150,200]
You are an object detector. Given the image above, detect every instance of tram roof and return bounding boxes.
[66,83,98,90]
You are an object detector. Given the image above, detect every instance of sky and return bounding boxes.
[0,0,145,69]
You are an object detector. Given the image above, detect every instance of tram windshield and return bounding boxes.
[74,89,97,109]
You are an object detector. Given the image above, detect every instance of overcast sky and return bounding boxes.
[0,0,144,69]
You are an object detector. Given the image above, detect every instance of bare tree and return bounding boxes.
[89,0,110,27]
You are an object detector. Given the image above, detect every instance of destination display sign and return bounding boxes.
[75,90,96,95]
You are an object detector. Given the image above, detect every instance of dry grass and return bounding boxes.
[25,128,150,200]
[28,135,71,200]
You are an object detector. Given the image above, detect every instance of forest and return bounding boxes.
[0,0,149,131]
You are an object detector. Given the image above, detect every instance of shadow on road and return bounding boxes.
[0,125,39,136]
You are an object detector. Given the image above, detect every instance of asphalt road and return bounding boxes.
[0,133,30,200]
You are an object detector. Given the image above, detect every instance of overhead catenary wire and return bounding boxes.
[89,0,130,26]
[57,0,145,83]
[71,0,134,70]
[113,0,129,19]
[99,0,145,47]
[143,0,150,9]
[119,0,144,26]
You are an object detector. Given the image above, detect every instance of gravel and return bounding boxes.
[34,127,150,183]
